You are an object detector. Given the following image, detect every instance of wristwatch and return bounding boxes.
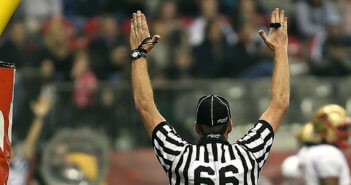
[131,49,147,60]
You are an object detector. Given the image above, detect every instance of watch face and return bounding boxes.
[132,51,139,58]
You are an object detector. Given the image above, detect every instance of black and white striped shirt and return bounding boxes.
[152,120,274,185]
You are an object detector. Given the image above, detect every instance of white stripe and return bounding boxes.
[164,126,188,144]
[178,146,190,184]
[199,146,205,162]
[153,148,166,167]
[0,111,4,151]
[211,96,214,126]
[224,145,231,162]
[237,146,254,185]
[255,137,273,164]
[156,131,183,154]
[9,70,15,143]
[8,101,13,143]
[246,138,264,149]
[214,95,230,118]
[207,143,213,161]
[153,137,175,165]
[196,95,211,117]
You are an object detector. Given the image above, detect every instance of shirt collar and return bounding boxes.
[198,134,230,145]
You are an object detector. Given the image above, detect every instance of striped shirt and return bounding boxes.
[152,120,274,185]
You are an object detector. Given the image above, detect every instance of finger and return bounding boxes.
[130,19,136,36]
[133,13,138,36]
[258,30,268,41]
[275,8,279,23]
[280,10,284,23]
[141,13,150,36]
[151,35,161,43]
[271,10,275,23]
[137,10,143,34]
[284,17,288,31]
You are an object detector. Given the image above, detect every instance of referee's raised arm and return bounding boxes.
[130,10,165,137]
[258,8,290,132]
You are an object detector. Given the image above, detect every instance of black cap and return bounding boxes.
[196,94,231,126]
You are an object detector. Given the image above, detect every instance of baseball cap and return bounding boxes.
[196,94,231,126]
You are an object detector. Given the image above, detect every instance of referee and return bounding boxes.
[130,8,289,185]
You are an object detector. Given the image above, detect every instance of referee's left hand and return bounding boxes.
[130,10,161,52]
[258,8,288,51]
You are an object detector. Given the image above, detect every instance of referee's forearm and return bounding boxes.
[131,57,165,135]
[131,58,155,111]
[270,48,290,110]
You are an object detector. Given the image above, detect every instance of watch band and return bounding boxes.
[131,49,147,60]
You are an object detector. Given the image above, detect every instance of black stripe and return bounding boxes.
[240,133,260,144]
[249,132,273,153]
[204,145,209,162]
[256,138,273,166]
[154,147,172,171]
[183,146,193,185]
[221,144,226,163]
[246,151,257,185]
[258,120,274,138]
[152,122,168,141]
[249,142,265,153]
[229,145,235,160]
[196,146,200,160]
[159,128,185,147]
[212,143,218,161]
[175,147,186,185]
[155,136,181,156]
[235,146,248,185]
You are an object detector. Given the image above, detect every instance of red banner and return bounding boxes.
[0,63,15,185]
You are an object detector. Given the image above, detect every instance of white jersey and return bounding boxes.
[298,144,350,185]
[281,155,301,178]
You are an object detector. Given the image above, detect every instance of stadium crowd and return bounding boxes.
[2,0,351,184]
[2,0,351,144]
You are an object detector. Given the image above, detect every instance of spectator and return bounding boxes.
[149,0,187,72]
[107,45,130,81]
[231,0,266,30]
[21,0,62,33]
[309,21,351,76]
[89,15,127,80]
[71,51,97,109]
[167,48,194,80]
[62,0,101,18]
[193,19,233,78]
[223,22,273,78]
[38,16,74,81]
[188,0,236,46]
[294,0,341,38]
[0,21,36,67]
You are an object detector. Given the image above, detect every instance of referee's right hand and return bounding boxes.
[130,10,161,52]
[258,8,288,51]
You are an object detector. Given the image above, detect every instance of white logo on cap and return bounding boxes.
[217,117,229,124]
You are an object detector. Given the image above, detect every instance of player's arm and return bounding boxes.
[130,11,165,137]
[320,178,338,185]
[258,8,290,132]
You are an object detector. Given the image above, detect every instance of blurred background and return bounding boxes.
[2,0,351,184]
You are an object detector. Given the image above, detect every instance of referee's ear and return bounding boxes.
[194,121,203,138]
[224,121,233,138]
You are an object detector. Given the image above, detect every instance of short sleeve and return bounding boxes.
[236,120,274,169]
[152,122,188,172]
